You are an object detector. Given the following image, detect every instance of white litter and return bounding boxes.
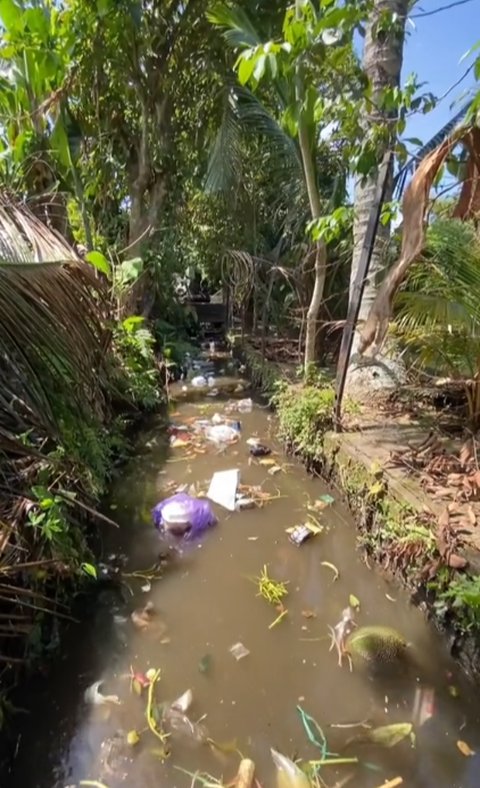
[237,398,253,413]
[235,497,256,511]
[229,642,250,661]
[84,680,121,706]
[208,469,239,511]
[191,375,207,387]
[205,424,238,444]
[171,688,193,713]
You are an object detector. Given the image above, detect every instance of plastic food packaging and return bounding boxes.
[191,375,207,387]
[152,493,217,537]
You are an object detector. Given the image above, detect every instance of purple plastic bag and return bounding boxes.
[152,493,217,539]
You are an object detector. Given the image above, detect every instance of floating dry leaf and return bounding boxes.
[268,465,282,475]
[321,561,339,582]
[301,609,317,619]
[374,778,403,788]
[457,739,475,756]
[259,458,277,466]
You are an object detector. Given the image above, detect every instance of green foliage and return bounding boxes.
[437,575,480,633]
[113,316,162,410]
[28,486,70,545]
[273,381,335,458]
[393,219,480,425]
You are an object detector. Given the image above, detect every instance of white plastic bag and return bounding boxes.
[191,375,207,387]
[205,424,238,444]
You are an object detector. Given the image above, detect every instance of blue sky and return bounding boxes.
[403,0,479,144]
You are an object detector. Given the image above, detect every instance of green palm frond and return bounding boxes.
[205,84,302,198]
[396,219,480,328]
[393,219,480,378]
[207,2,262,48]
[205,88,244,194]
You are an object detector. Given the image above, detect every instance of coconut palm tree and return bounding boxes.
[207,1,357,369]
[346,0,409,394]
[393,218,480,427]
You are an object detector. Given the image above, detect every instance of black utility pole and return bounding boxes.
[334,152,393,430]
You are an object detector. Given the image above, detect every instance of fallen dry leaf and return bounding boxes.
[457,739,475,757]
[374,779,403,788]
[447,554,468,569]
[301,609,317,619]
[438,508,450,528]
[459,440,473,467]
[466,505,477,526]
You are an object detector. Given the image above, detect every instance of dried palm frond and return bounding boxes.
[0,194,112,666]
[0,195,110,445]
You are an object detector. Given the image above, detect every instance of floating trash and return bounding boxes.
[229,642,250,661]
[250,443,271,457]
[84,680,121,706]
[152,493,217,537]
[207,469,239,511]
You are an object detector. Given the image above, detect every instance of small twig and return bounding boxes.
[56,491,120,528]
[268,608,288,629]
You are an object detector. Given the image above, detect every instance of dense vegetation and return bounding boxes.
[1,0,480,721]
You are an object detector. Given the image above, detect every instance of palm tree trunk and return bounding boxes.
[346,0,409,394]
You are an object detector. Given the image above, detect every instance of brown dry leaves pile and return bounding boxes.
[388,433,480,573]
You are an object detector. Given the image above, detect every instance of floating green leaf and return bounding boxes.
[349,594,360,610]
[198,653,213,674]
[366,722,413,748]
[127,729,140,746]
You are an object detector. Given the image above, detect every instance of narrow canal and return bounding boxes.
[7,360,480,788]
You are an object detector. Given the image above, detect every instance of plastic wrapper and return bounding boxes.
[152,493,217,538]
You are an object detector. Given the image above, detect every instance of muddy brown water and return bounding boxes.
[7,386,480,788]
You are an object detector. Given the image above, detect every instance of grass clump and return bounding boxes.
[272,381,335,461]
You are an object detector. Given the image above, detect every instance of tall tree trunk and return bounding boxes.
[346,0,409,395]
[295,0,327,371]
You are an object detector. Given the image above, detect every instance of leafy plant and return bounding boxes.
[393,219,480,426]
[437,575,480,633]
[113,316,162,409]
[273,380,336,458]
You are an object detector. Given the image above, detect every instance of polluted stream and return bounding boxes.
[9,358,480,788]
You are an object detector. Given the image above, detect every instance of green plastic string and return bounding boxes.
[296,705,336,763]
